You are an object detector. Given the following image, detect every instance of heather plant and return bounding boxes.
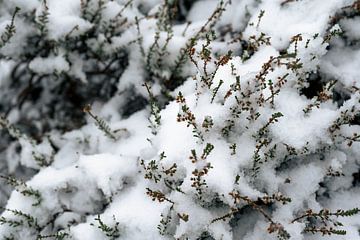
[0,0,359,240]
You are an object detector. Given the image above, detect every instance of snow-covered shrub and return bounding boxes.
[0,0,360,239]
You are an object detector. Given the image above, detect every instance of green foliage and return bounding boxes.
[37,231,69,240]
[83,105,117,140]
[2,208,40,231]
[0,175,42,206]
[211,79,224,103]
[0,115,55,168]
[0,217,23,228]
[292,208,360,236]
[37,0,49,35]
[92,215,120,240]
[0,116,36,145]
[176,91,204,142]
[0,7,20,48]
[32,151,54,167]
[143,83,162,134]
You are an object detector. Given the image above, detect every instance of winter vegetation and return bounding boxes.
[0,0,360,239]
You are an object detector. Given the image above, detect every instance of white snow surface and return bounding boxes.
[0,0,359,240]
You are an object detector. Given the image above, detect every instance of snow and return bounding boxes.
[244,0,353,50]
[29,55,70,75]
[187,1,218,22]
[95,180,166,240]
[0,60,12,87]
[0,0,359,239]
[340,17,360,40]
[78,153,137,197]
[321,47,360,88]
[46,0,93,40]
[271,89,338,149]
